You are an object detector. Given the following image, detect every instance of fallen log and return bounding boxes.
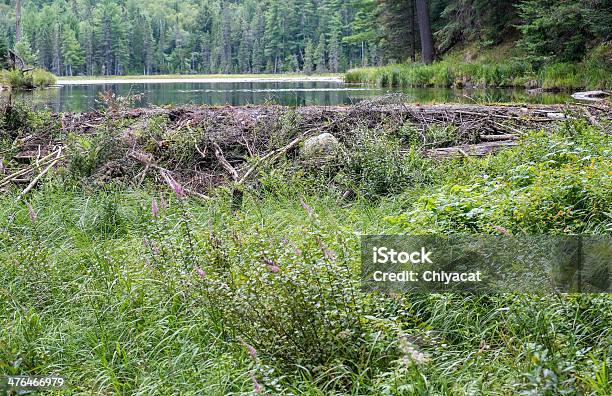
[423,141,518,159]
[479,134,518,142]
[571,91,610,102]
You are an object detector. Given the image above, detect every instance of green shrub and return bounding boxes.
[141,194,400,391]
[30,68,57,88]
[1,69,33,89]
[388,121,611,234]
[334,127,432,198]
[0,68,56,90]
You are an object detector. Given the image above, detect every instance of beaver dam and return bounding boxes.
[2,97,610,199]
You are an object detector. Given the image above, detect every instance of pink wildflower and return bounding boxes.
[170,178,186,198]
[151,198,159,217]
[263,257,280,273]
[246,344,257,360]
[493,226,510,236]
[252,375,263,394]
[26,203,36,223]
[160,195,168,209]
[196,267,206,278]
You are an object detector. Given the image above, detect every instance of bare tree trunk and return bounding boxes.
[415,0,435,65]
[15,0,22,42]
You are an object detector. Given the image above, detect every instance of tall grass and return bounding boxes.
[346,44,612,90]
[345,60,532,89]
[1,115,611,394]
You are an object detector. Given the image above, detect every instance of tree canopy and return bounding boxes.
[0,0,610,76]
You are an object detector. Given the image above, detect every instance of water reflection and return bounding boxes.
[2,81,573,112]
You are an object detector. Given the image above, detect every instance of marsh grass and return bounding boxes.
[1,117,611,394]
[346,44,612,90]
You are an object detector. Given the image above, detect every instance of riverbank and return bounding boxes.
[57,73,343,85]
[346,44,611,91]
[1,102,611,394]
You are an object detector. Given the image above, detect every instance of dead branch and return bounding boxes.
[16,148,63,201]
[213,143,239,181]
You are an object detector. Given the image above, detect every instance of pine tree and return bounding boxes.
[303,38,314,74]
[314,33,326,72]
[62,28,84,76]
[251,38,263,73]
[15,35,37,66]
[79,21,95,75]
[238,28,251,73]
[416,0,435,64]
[328,28,341,73]
[517,0,591,62]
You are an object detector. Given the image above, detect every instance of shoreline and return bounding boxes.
[56,75,344,85]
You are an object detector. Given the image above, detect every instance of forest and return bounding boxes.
[0,0,610,76]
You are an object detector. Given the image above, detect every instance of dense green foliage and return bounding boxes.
[1,102,611,394]
[346,0,611,89]
[517,0,612,63]
[1,0,356,76]
[1,1,610,76]
[0,36,9,70]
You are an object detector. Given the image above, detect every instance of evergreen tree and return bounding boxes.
[62,28,84,76]
[1,0,608,76]
[378,0,419,62]
[328,28,341,73]
[0,36,8,69]
[238,28,251,73]
[14,35,37,66]
[303,38,314,74]
[518,0,591,62]
[314,33,326,72]
[416,0,435,64]
[79,21,95,75]
[251,38,263,73]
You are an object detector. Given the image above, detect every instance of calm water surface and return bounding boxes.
[3,81,572,112]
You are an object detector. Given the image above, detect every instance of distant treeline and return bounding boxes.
[0,0,610,76]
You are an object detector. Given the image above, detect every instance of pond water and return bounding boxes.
[3,80,573,112]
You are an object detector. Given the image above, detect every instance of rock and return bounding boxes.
[301,133,339,160]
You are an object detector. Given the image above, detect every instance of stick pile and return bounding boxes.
[2,98,610,196]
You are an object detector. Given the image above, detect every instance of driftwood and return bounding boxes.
[571,91,610,102]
